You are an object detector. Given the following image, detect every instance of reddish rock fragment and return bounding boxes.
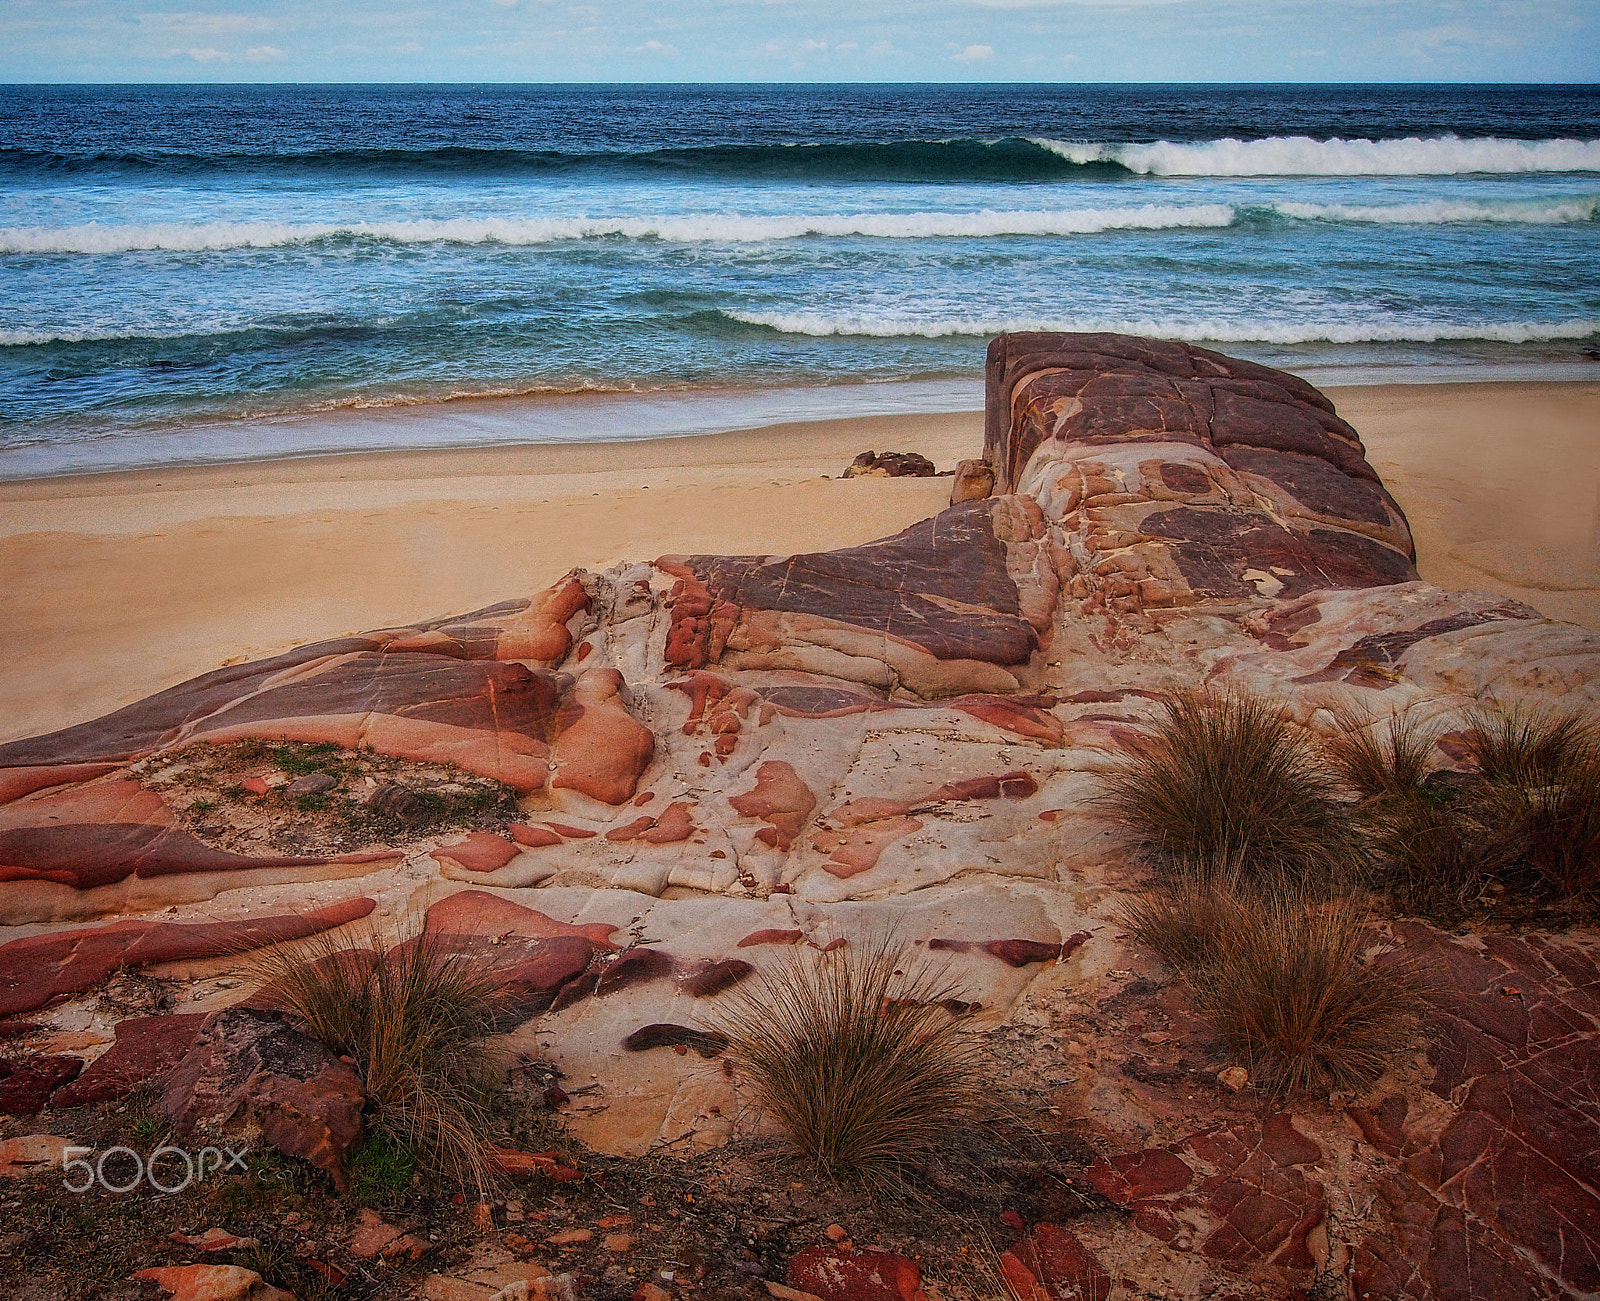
[159,1007,365,1193]
[730,761,817,850]
[596,947,674,994]
[0,896,376,1018]
[999,1224,1111,1301]
[679,958,754,997]
[1084,1148,1195,1204]
[510,823,564,848]
[422,889,617,948]
[640,801,696,843]
[135,1264,294,1301]
[51,1012,207,1108]
[622,1024,730,1058]
[738,929,805,948]
[788,1245,929,1301]
[490,1148,582,1182]
[430,831,519,873]
[985,939,1063,967]
[605,816,658,843]
[0,1054,82,1116]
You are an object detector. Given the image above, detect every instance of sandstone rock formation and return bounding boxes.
[2,333,1596,1299]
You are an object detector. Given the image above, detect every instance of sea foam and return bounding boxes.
[1034,135,1600,176]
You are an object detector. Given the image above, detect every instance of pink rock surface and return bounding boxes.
[135,1264,294,1301]
[429,831,520,873]
[0,896,376,1017]
[999,1223,1112,1301]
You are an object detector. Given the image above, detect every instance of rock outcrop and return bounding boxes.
[2,333,1596,1299]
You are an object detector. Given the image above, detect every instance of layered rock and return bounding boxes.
[1,333,1596,1298]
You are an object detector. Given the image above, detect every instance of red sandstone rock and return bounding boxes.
[0,1053,82,1116]
[50,1012,207,1107]
[160,1006,366,1193]
[551,668,655,805]
[509,823,564,848]
[0,896,376,1017]
[730,761,816,850]
[489,1147,581,1181]
[596,948,674,994]
[605,815,658,842]
[639,801,695,843]
[738,929,805,947]
[999,1224,1111,1301]
[135,1264,294,1301]
[0,762,122,806]
[787,1245,928,1301]
[622,1024,729,1057]
[811,818,923,878]
[422,889,616,948]
[430,831,520,873]
[0,779,398,892]
[678,958,754,996]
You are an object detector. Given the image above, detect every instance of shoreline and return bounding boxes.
[1,379,1597,744]
[2,361,1596,485]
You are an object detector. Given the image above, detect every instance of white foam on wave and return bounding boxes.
[1036,135,1600,176]
[1272,195,1600,224]
[0,205,1239,255]
[726,310,1600,346]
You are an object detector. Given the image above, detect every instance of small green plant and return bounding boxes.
[295,793,330,812]
[251,925,509,1194]
[1097,690,1353,882]
[188,797,217,815]
[350,1132,418,1203]
[271,741,345,777]
[713,937,982,1177]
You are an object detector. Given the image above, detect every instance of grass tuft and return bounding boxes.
[250,924,509,1194]
[713,937,982,1178]
[1198,890,1424,1096]
[1324,707,1437,800]
[1122,872,1424,1097]
[1097,690,1351,882]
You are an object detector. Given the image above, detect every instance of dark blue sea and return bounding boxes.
[2,83,1597,475]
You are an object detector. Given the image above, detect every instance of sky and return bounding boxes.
[1,0,1596,84]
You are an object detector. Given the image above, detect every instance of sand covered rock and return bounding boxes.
[1,334,1597,1295]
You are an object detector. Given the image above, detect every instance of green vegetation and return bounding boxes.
[350,1132,419,1203]
[712,937,981,1177]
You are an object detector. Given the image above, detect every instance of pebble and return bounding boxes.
[547,1228,593,1246]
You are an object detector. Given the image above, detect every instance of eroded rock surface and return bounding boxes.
[1,334,1597,1299]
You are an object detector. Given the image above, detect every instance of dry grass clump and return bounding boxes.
[713,938,982,1178]
[1199,891,1423,1095]
[1324,708,1437,800]
[1097,690,1352,883]
[1120,873,1423,1096]
[252,925,510,1193]
[1118,861,1257,973]
[1464,702,1600,902]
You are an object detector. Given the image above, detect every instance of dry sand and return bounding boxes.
[1,382,1596,745]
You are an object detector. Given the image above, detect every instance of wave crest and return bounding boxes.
[725,310,1600,346]
[1034,135,1600,176]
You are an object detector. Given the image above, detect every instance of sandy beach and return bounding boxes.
[1,380,1596,745]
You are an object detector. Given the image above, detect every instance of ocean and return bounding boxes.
[2,83,1597,477]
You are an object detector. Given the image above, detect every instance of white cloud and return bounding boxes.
[632,37,678,53]
[491,0,518,8]
[245,43,283,60]
[183,44,229,60]
[801,37,828,51]
[952,42,994,60]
